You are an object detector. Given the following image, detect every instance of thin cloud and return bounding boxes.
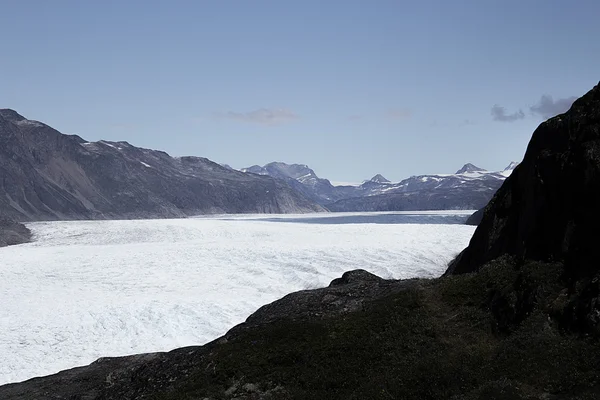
[386,109,412,119]
[530,95,577,119]
[217,108,299,126]
[347,115,363,121]
[491,105,525,122]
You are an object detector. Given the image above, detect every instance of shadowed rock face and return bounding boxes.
[0,219,31,247]
[447,82,600,277]
[465,208,484,226]
[0,110,324,221]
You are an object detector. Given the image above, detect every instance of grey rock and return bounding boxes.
[0,219,31,247]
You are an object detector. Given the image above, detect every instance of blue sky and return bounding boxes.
[2,0,599,182]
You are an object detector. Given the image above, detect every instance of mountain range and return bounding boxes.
[2,81,598,400]
[242,161,519,211]
[0,107,518,222]
[0,109,324,221]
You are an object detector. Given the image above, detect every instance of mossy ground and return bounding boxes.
[154,257,600,400]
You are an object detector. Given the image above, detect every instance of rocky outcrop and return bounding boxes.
[447,82,600,276]
[0,219,31,247]
[465,208,484,226]
[0,110,324,221]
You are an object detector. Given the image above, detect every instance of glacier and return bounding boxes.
[0,212,475,385]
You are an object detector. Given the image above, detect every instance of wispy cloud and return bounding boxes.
[490,105,525,122]
[459,119,476,127]
[386,108,412,119]
[530,95,577,119]
[347,115,363,121]
[216,108,299,126]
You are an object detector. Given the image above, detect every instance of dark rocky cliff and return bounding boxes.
[0,109,324,221]
[447,82,600,277]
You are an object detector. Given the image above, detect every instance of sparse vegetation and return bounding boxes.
[144,257,599,399]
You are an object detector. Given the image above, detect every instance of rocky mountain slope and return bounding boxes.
[243,161,518,211]
[0,110,324,221]
[241,162,356,204]
[2,82,598,399]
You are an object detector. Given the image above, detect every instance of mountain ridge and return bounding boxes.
[242,161,520,210]
[0,109,324,221]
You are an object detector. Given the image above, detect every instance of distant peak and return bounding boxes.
[455,163,486,174]
[370,174,391,183]
[0,109,26,122]
[504,161,520,171]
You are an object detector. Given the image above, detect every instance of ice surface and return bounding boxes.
[0,213,475,385]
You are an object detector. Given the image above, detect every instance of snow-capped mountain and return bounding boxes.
[369,174,391,184]
[455,163,486,174]
[241,162,355,204]
[328,162,519,211]
[242,161,520,211]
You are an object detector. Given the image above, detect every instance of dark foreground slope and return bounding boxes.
[2,83,600,400]
[2,258,598,400]
[0,219,31,247]
[0,109,323,221]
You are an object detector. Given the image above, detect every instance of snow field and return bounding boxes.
[0,214,475,384]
